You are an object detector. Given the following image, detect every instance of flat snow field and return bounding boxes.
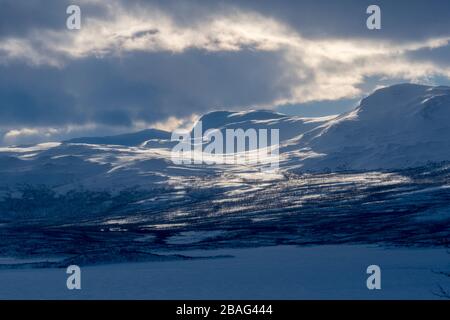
[0,245,449,299]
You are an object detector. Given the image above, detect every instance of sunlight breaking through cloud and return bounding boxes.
[1,0,449,107]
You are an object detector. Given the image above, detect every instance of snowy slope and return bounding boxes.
[0,83,449,192]
[66,128,171,147]
[0,110,334,191]
[0,84,449,276]
[290,84,450,170]
[193,109,335,143]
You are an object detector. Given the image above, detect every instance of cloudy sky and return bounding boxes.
[1,0,450,145]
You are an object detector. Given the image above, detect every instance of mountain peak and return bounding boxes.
[65,128,171,146]
[356,83,450,119]
[195,109,286,132]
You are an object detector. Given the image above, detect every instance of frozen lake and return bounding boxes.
[0,245,448,299]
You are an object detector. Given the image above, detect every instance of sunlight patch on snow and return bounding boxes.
[103,217,144,225]
[0,142,61,153]
[17,153,39,159]
[302,115,339,123]
[251,217,278,222]
[234,171,284,181]
[142,223,188,230]
[165,210,192,219]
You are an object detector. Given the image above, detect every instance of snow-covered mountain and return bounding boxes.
[1,84,449,268]
[292,84,450,170]
[191,109,335,143]
[66,128,171,147]
[0,83,449,192]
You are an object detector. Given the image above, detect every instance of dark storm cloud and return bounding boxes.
[0,0,107,39]
[406,45,450,67]
[0,49,289,127]
[0,62,82,126]
[127,0,450,41]
[223,0,450,41]
[0,0,450,144]
[2,0,449,42]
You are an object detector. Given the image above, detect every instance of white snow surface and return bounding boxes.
[0,84,449,192]
[0,245,448,299]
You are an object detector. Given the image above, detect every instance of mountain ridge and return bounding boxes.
[1,83,450,191]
